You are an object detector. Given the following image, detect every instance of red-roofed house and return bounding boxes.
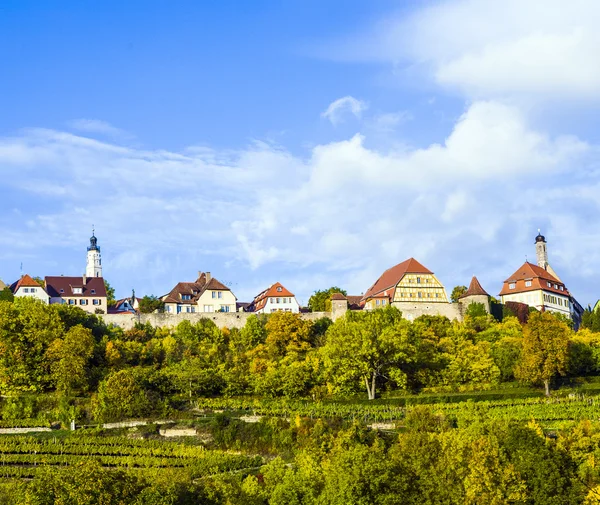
[499,261,571,317]
[248,282,300,314]
[499,232,580,321]
[10,274,49,303]
[161,272,237,314]
[45,275,108,313]
[362,258,449,310]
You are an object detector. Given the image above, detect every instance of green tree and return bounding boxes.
[321,306,410,400]
[308,287,347,312]
[93,369,154,421]
[450,285,468,303]
[515,311,571,396]
[104,280,116,307]
[45,324,96,394]
[139,295,164,313]
[0,287,14,302]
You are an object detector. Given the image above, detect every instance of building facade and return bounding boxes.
[162,272,237,314]
[499,233,572,318]
[248,282,300,313]
[45,275,108,313]
[10,274,49,303]
[362,258,449,310]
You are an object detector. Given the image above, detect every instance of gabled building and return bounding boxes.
[459,276,491,313]
[10,274,49,304]
[45,231,109,314]
[162,272,237,314]
[109,293,140,314]
[362,258,449,310]
[248,282,300,314]
[499,232,573,318]
[45,275,108,313]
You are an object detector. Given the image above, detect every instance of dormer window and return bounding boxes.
[277,286,282,292]
[59,289,65,294]
[73,287,82,295]
[554,284,558,289]
[547,282,552,287]
[509,283,516,289]
[182,294,191,301]
[91,289,96,294]
[525,281,532,287]
[560,286,564,291]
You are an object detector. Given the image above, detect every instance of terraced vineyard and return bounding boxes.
[196,393,600,427]
[0,435,263,480]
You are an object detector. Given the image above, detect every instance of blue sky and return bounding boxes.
[1,0,599,306]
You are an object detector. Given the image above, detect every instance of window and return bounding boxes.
[560,286,564,291]
[525,280,532,287]
[23,288,29,293]
[547,282,552,287]
[91,289,96,294]
[212,292,217,299]
[509,283,516,289]
[73,287,82,294]
[165,305,171,313]
[182,294,191,301]
[80,299,88,305]
[185,306,192,313]
[276,298,280,303]
[417,277,421,284]
[93,299,100,305]
[554,284,558,289]
[277,286,282,292]
[203,305,214,313]
[283,298,287,303]
[270,298,274,303]
[289,298,292,303]
[376,300,380,306]
[418,292,422,298]
[221,305,230,312]
[435,293,439,298]
[68,299,75,305]
[30,288,36,293]
[382,299,387,305]
[60,289,65,294]
[218,291,222,299]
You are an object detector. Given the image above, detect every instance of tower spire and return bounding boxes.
[86,229,102,278]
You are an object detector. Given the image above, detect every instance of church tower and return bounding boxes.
[535,230,548,270]
[86,230,102,278]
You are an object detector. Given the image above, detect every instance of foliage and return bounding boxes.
[104,280,117,307]
[515,312,571,396]
[308,287,347,312]
[0,287,14,302]
[139,295,165,313]
[450,285,468,303]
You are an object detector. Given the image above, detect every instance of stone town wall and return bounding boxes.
[392,302,463,321]
[101,311,331,331]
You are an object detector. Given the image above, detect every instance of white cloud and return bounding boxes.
[0,99,598,304]
[67,119,133,139]
[321,96,368,125]
[330,0,600,101]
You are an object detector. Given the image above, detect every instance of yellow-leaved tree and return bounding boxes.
[515,311,571,396]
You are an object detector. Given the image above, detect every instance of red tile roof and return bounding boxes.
[162,272,234,305]
[11,274,46,293]
[45,276,107,298]
[249,282,295,312]
[498,262,570,297]
[330,293,347,301]
[346,295,364,310]
[362,258,433,301]
[460,276,489,298]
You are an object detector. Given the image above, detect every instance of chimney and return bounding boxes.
[206,272,212,283]
[83,274,87,285]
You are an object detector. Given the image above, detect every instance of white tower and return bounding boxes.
[535,230,548,270]
[86,230,102,278]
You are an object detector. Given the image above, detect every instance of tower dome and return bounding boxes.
[535,230,546,243]
[88,233,100,251]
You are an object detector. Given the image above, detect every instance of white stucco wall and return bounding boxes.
[14,286,49,304]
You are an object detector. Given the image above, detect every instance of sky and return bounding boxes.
[1,0,600,306]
